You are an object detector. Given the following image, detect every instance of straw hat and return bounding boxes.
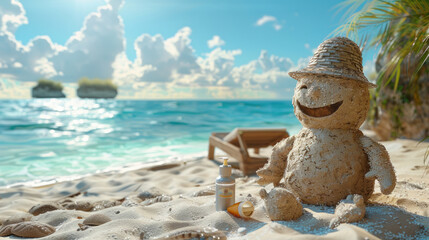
[289,37,376,88]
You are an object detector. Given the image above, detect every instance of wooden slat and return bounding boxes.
[212,132,228,138]
[224,128,287,140]
[208,135,243,162]
[209,128,287,175]
[237,133,249,159]
[224,128,289,148]
[208,143,215,160]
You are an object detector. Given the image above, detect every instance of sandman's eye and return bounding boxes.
[300,85,308,90]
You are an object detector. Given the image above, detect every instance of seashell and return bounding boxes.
[227,201,254,218]
[141,195,172,206]
[62,201,77,210]
[58,199,93,211]
[91,200,122,211]
[154,226,226,240]
[76,201,93,211]
[122,197,140,207]
[11,221,55,238]
[58,199,72,208]
[29,203,61,216]
[0,224,14,237]
[2,213,32,226]
[83,213,111,226]
[59,198,73,204]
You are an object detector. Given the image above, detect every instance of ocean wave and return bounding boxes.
[6,123,56,130]
[150,110,207,116]
[0,99,300,187]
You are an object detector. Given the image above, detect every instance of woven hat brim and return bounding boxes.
[289,69,376,88]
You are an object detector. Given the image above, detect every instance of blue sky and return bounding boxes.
[1,0,377,99]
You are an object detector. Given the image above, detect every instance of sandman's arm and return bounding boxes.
[360,135,396,194]
[256,135,295,187]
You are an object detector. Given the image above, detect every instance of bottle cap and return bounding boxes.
[227,201,254,218]
[219,157,231,177]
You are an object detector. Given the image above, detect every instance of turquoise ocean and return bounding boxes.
[0,99,301,187]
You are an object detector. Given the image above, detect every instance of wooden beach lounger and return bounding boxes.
[208,128,289,175]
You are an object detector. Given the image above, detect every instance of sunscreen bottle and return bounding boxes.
[216,157,235,211]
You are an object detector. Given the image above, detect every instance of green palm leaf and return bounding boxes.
[334,0,429,167]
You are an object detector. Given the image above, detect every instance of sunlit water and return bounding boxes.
[0,99,301,187]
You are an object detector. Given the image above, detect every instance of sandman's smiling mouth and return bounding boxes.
[297,100,343,118]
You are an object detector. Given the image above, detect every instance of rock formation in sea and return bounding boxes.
[76,78,118,99]
[31,79,66,98]
[77,87,117,99]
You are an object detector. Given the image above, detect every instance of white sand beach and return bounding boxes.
[0,138,428,239]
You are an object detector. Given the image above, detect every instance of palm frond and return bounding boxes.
[334,0,429,93]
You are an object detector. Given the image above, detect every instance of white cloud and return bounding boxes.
[107,0,124,11]
[51,0,125,82]
[114,27,199,84]
[255,15,283,31]
[12,62,22,68]
[207,35,225,49]
[0,31,59,81]
[0,1,58,82]
[33,57,58,78]
[363,58,377,82]
[363,58,376,75]
[0,0,124,83]
[257,50,293,72]
[0,0,308,99]
[194,47,243,86]
[304,43,310,49]
[113,26,301,99]
[256,15,276,26]
[0,0,27,33]
[0,78,32,98]
[112,52,154,87]
[175,46,298,97]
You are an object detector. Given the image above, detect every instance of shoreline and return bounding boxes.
[0,138,428,239]
[3,130,426,190]
[0,152,207,190]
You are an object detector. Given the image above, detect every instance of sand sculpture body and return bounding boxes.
[286,128,374,205]
[257,37,396,224]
